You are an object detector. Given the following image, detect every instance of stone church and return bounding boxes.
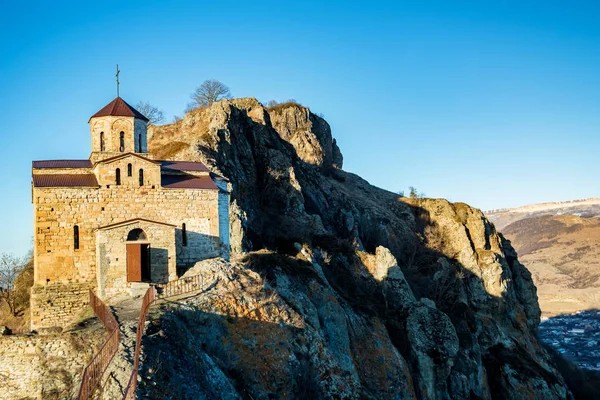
[30,97,229,330]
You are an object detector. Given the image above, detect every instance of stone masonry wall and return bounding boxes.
[90,116,137,154]
[97,221,176,298]
[134,119,148,153]
[93,155,161,188]
[33,186,219,285]
[30,283,93,331]
[0,329,105,400]
[215,179,231,260]
[32,185,220,329]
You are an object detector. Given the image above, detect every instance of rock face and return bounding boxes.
[146,99,572,399]
[268,103,342,169]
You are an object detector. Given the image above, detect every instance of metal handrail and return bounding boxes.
[155,274,204,299]
[122,274,205,399]
[77,290,120,399]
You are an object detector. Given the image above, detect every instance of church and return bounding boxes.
[30,97,230,330]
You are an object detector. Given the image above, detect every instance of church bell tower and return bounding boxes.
[88,97,150,163]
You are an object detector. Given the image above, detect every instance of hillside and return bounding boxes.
[487,198,600,231]
[135,98,573,399]
[496,213,600,316]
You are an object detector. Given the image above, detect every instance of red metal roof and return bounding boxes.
[90,97,149,121]
[161,175,218,190]
[160,161,210,172]
[32,174,99,188]
[32,160,92,169]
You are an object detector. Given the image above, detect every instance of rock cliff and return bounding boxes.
[146,99,572,399]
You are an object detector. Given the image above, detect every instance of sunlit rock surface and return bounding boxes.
[142,99,572,399]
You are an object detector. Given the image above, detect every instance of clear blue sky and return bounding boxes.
[1,0,599,256]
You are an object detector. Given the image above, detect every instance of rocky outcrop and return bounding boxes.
[146,98,572,399]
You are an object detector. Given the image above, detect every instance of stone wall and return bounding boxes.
[30,283,92,330]
[96,220,176,298]
[31,184,220,329]
[0,329,105,400]
[90,116,138,154]
[134,118,148,153]
[33,186,220,286]
[93,154,161,188]
[215,179,231,260]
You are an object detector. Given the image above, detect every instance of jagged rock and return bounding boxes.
[366,246,416,311]
[145,99,573,399]
[332,138,343,169]
[268,103,334,169]
[405,301,459,399]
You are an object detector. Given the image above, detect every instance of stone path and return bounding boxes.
[95,295,143,400]
[87,272,217,399]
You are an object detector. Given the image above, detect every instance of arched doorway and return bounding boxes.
[126,228,151,282]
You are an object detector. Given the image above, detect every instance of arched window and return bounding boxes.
[100,132,105,151]
[74,225,79,250]
[138,134,142,153]
[182,223,187,246]
[139,169,144,186]
[127,163,132,177]
[116,168,121,185]
[127,228,147,241]
[120,131,125,152]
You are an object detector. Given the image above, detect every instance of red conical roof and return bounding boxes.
[89,97,149,122]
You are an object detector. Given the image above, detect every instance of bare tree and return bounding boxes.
[409,186,425,199]
[0,253,26,316]
[187,79,232,111]
[135,101,166,125]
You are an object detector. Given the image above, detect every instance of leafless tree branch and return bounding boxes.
[135,101,166,125]
[188,79,232,111]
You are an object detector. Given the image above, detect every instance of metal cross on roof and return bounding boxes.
[116,64,120,97]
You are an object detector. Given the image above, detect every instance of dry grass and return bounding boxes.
[147,106,211,160]
[0,257,33,333]
[152,141,190,160]
[241,250,321,283]
[0,300,29,333]
[266,100,304,113]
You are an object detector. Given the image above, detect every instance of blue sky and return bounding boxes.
[1,0,599,256]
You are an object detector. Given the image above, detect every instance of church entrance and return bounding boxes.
[126,229,151,282]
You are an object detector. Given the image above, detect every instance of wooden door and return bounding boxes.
[126,243,142,282]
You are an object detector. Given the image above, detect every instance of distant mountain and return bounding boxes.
[486,199,600,316]
[486,198,600,231]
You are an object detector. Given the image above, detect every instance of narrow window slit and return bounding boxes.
[74,225,79,250]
